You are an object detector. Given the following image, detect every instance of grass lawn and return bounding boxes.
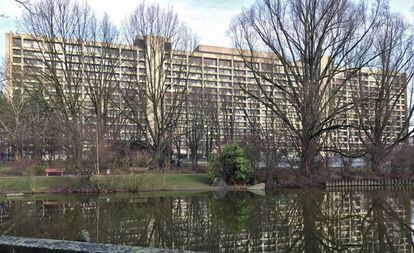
[0,173,211,194]
[0,163,15,176]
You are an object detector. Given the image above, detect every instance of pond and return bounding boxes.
[0,189,413,252]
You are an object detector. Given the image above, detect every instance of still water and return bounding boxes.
[0,189,413,252]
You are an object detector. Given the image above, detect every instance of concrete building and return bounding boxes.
[4,32,408,160]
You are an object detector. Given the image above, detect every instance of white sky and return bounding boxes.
[0,0,413,60]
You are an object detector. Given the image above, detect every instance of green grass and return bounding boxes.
[93,173,211,191]
[0,176,79,193]
[0,173,211,194]
[0,163,14,175]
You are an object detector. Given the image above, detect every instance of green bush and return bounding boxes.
[208,143,253,184]
[207,153,220,182]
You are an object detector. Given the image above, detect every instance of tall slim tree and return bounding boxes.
[19,0,94,179]
[121,3,198,169]
[0,90,37,162]
[1,55,56,164]
[83,13,121,174]
[185,93,207,169]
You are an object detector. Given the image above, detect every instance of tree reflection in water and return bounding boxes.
[0,190,413,252]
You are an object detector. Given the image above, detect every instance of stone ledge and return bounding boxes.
[0,236,196,253]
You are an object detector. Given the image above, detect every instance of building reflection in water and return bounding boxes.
[0,190,413,252]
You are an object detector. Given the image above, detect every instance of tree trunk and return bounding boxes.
[191,147,198,171]
[369,143,385,174]
[14,143,22,162]
[301,137,317,181]
[96,125,100,175]
[301,139,312,178]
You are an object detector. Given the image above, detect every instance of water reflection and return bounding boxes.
[0,190,413,252]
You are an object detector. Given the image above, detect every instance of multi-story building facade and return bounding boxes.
[4,32,407,160]
[331,70,407,154]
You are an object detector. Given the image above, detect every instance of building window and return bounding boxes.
[219,59,231,67]
[234,61,244,69]
[204,58,216,66]
[23,39,35,49]
[121,49,135,59]
[13,57,21,63]
[13,38,21,48]
[189,57,202,65]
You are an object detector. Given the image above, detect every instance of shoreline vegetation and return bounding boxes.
[0,172,413,195]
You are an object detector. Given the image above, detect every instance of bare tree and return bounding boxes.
[0,90,34,162]
[172,120,185,165]
[229,0,382,176]
[121,2,198,170]
[202,93,221,157]
[350,9,414,172]
[1,57,59,165]
[18,0,94,180]
[185,93,207,169]
[83,13,121,174]
[242,105,289,184]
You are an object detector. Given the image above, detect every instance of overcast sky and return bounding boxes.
[0,0,412,60]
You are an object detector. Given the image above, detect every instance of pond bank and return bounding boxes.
[0,174,248,194]
[2,173,411,195]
